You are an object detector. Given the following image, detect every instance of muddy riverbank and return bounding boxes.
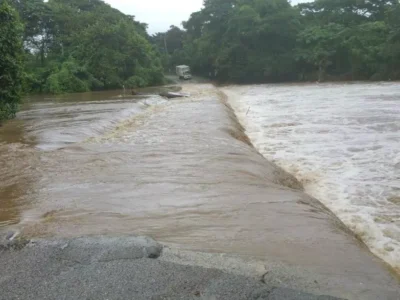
[0,84,399,299]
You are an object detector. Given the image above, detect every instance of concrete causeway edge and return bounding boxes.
[0,234,345,300]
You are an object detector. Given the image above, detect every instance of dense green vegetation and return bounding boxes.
[0,2,24,122]
[158,0,400,82]
[3,0,163,95]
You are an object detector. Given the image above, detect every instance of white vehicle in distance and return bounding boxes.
[176,65,192,80]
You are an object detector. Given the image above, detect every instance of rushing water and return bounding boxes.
[1,84,400,299]
[224,82,400,272]
[0,90,167,227]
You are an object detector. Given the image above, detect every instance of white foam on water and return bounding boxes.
[223,83,400,271]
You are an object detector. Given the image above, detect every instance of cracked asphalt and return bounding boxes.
[0,236,344,300]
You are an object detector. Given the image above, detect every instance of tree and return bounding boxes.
[385,3,400,79]
[0,1,24,122]
[297,0,399,81]
[173,0,300,82]
[6,0,164,94]
[343,21,389,79]
[296,23,346,81]
[152,25,186,72]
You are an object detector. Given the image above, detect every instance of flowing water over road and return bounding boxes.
[224,82,400,273]
[0,90,166,227]
[0,84,399,299]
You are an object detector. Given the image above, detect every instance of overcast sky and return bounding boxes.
[104,0,312,34]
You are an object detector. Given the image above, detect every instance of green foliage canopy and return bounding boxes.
[6,0,164,94]
[0,1,24,122]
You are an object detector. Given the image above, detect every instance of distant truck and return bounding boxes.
[176,65,192,80]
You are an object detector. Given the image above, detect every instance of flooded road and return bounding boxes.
[224,82,400,274]
[0,90,166,227]
[0,84,399,299]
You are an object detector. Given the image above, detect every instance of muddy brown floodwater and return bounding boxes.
[0,84,399,299]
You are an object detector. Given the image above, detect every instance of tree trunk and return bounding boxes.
[40,41,45,67]
[163,34,169,55]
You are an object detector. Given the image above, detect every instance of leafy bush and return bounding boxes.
[44,59,89,94]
